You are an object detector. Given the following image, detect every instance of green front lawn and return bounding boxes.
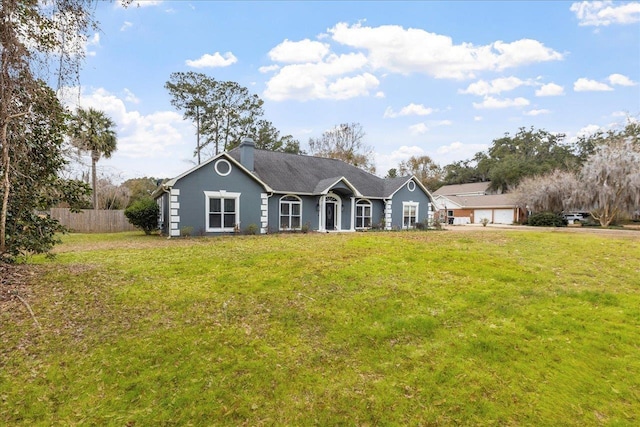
[2,230,639,425]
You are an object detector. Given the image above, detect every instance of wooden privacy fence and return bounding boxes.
[49,208,137,233]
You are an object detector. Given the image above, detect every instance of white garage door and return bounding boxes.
[493,209,514,224]
[474,209,492,224]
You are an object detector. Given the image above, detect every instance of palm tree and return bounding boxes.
[68,108,117,209]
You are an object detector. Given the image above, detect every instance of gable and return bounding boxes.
[433,195,463,209]
[153,152,271,198]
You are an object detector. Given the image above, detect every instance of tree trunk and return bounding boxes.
[91,152,98,210]
[1,122,10,254]
[196,105,201,164]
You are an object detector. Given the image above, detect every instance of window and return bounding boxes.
[214,159,232,176]
[355,199,372,229]
[403,202,419,229]
[204,191,240,231]
[280,195,301,230]
[157,197,164,226]
[407,180,416,192]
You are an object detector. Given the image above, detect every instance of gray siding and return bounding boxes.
[173,159,266,235]
[366,199,385,228]
[389,180,432,229]
[268,194,320,232]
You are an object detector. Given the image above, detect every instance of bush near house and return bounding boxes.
[526,212,567,227]
[124,198,159,235]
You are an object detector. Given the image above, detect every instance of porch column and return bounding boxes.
[384,199,392,230]
[350,197,355,231]
[318,196,325,232]
[169,188,181,237]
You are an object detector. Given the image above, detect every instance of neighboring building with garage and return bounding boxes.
[432,182,526,225]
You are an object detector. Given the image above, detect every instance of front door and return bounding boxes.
[325,200,337,230]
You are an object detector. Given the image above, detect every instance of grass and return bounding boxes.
[2,229,640,425]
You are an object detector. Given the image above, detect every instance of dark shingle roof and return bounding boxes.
[227,148,404,198]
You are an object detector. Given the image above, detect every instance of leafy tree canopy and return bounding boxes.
[68,107,118,209]
[253,119,303,154]
[122,177,160,207]
[515,123,640,227]
[1,0,98,260]
[397,155,443,192]
[165,72,301,161]
[443,127,579,191]
[2,81,91,259]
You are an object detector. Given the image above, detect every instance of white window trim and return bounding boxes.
[402,201,419,229]
[279,195,302,231]
[355,199,372,229]
[407,180,416,192]
[204,191,240,232]
[321,193,341,232]
[214,159,232,177]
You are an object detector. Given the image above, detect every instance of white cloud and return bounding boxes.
[573,77,614,92]
[120,21,133,31]
[374,145,427,174]
[472,96,530,109]
[268,39,330,63]
[436,141,489,163]
[374,91,385,98]
[576,124,603,138]
[85,33,100,56]
[570,1,640,26]
[474,116,483,121]
[258,65,280,73]
[524,109,551,116]
[59,86,193,179]
[608,73,637,86]
[327,73,380,100]
[186,52,237,68]
[431,119,453,126]
[384,103,435,118]
[409,123,429,135]
[263,53,376,101]
[535,82,565,96]
[123,88,140,104]
[459,77,531,96]
[328,22,563,79]
[492,39,564,70]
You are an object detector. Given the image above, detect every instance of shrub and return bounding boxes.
[180,226,194,237]
[245,223,259,235]
[526,212,567,227]
[480,218,490,227]
[124,198,159,235]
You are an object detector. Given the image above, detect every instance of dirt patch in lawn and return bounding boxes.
[0,263,44,328]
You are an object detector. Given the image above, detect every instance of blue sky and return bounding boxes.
[62,0,640,181]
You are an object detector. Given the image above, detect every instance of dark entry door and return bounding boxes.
[325,202,336,230]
